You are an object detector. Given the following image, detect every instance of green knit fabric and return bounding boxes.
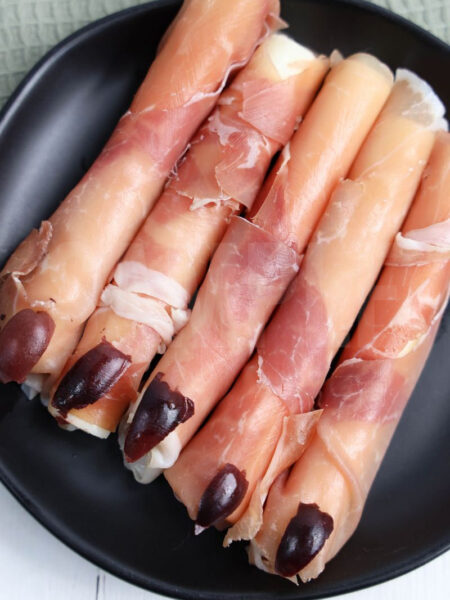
[0,0,448,106]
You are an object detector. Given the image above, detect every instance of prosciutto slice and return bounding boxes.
[248,131,450,583]
[124,53,394,483]
[48,34,329,435]
[122,216,300,480]
[256,70,443,412]
[0,0,280,387]
[165,70,444,535]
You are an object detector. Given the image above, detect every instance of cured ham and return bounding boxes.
[167,355,321,531]
[0,0,280,389]
[123,53,394,483]
[255,71,444,413]
[248,131,450,582]
[165,70,445,535]
[122,216,300,479]
[48,34,330,436]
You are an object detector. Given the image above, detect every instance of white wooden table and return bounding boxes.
[0,480,448,599]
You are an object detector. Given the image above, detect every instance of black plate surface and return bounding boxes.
[0,1,449,598]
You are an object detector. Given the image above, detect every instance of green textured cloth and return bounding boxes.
[0,0,449,106]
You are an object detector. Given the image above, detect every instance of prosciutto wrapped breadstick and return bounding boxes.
[0,0,280,392]
[48,34,329,437]
[249,131,450,582]
[165,70,445,535]
[122,53,394,483]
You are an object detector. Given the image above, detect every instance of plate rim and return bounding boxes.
[0,0,449,598]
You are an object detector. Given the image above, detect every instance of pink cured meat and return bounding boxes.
[249,54,393,252]
[0,0,280,386]
[47,35,329,435]
[256,71,443,414]
[122,216,299,481]
[167,355,321,528]
[248,131,450,583]
[127,53,394,484]
[165,69,445,539]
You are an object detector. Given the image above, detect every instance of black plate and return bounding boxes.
[0,1,449,598]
